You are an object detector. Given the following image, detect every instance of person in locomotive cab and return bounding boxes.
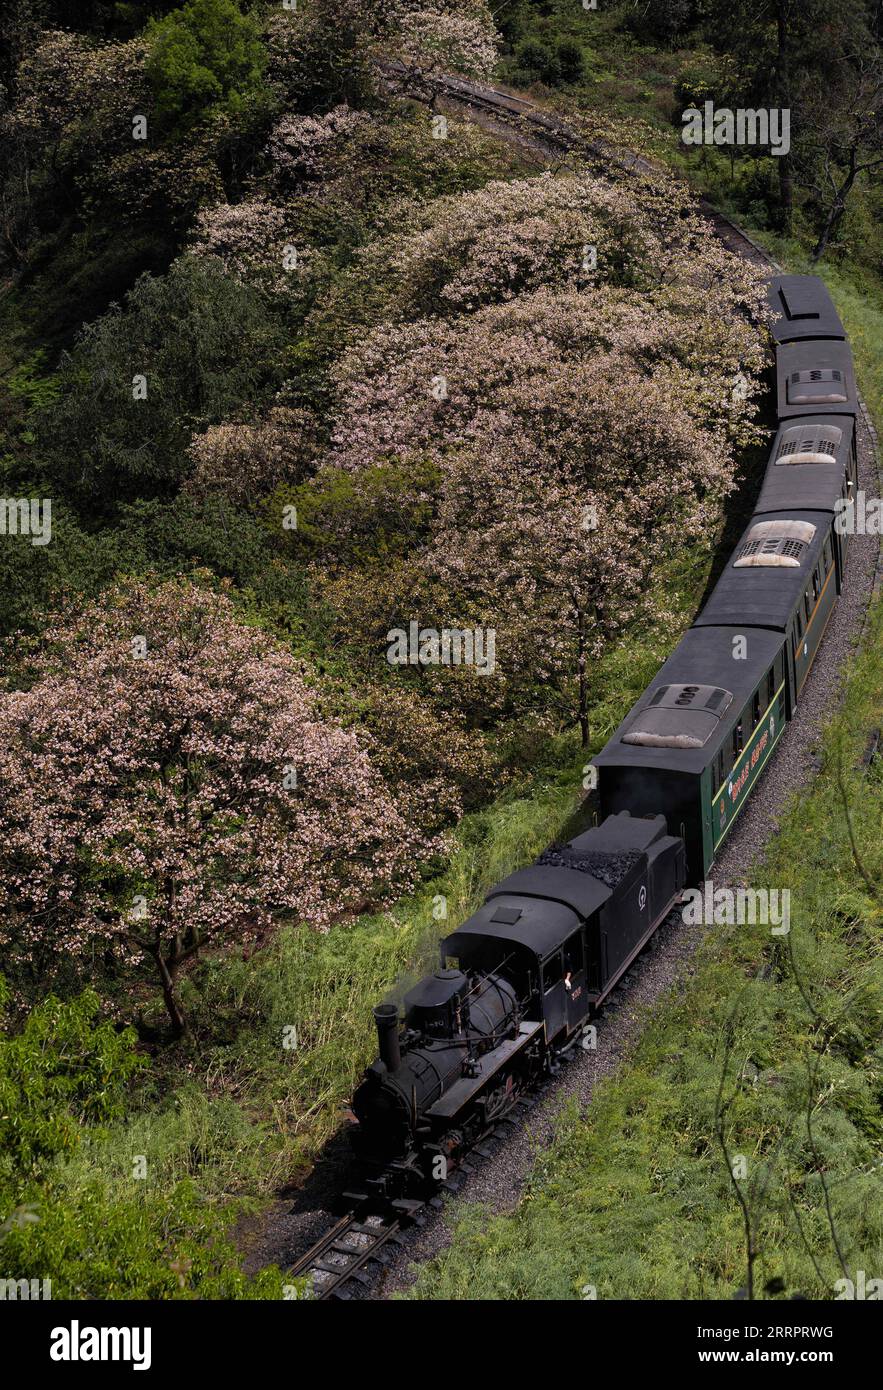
[564,971,573,992]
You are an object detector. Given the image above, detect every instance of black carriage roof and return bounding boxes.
[755,415,854,515]
[593,625,784,776]
[443,894,584,965]
[776,339,856,418]
[692,510,829,633]
[443,865,612,964]
[767,276,846,343]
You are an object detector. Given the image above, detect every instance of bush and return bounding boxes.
[36,255,285,505]
[556,40,584,84]
[515,39,558,84]
[0,982,144,1185]
[0,1178,285,1299]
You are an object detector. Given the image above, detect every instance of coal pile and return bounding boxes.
[536,846,642,890]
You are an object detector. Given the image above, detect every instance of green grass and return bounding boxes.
[16,548,711,1298]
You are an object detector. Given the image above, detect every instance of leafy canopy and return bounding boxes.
[146,0,267,127]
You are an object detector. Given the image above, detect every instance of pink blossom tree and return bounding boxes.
[0,581,443,1036]
[310,255,769,740]
[385,3,500,86]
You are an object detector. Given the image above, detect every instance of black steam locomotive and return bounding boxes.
[351,276,859,1197]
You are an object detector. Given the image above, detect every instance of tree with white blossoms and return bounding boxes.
[310,236,769,739]
[190,198,316,303]
[266,106,375,192]
[0,581,443,1036]
[185,407,319,508]
[312,165,767,343]
[384,1,500,87]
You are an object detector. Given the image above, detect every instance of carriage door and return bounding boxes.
[563,931,590,1031]
[541,951,567,1041]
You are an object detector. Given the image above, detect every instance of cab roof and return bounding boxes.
[767,275,846,343]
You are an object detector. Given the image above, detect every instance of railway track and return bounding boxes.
[288,1210,406,1300]
[283,1021,616,1299]
[381,62,775,270]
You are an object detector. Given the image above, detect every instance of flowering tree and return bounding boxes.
[314,166,767,341]
[309,239,769,739]
[0,582,443,1035]
[190,198,317,304]
[185,407,319,507]
[267,106,375,191]
[386,4,500,85]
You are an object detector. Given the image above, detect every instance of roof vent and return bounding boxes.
[491,906,522,925]
[734,519,817,568]
[647,684,732,713]
[623,685,733,749]
[776,423,843,465]
[778,283,820,321]
[787,369,847,405]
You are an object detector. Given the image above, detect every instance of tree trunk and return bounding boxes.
[149,946,188,1039]
[811,167,858,264]
[577,609,589,748]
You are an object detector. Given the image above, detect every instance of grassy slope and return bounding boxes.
[54,560,703,1216]
[14,18,881,1292]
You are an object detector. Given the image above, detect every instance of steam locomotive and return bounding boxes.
[351,276,859,1198]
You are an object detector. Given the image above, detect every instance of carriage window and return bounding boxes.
[752,691,761,726]
[766,668,775,705]
[795,609,804,640]
[543,953,563,991]
[563,935,583,978]
[812,569,820,600]
[732,721,744,759]
[804,591,812,621]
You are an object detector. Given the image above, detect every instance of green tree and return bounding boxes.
[146,0,268,128]
[37,256,284,506]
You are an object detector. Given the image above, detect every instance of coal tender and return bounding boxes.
[351,813,685,1194]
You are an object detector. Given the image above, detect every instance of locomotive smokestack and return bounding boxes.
[373,1003,401,1072]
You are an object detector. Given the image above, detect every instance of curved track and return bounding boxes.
[245,71,882,1302]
